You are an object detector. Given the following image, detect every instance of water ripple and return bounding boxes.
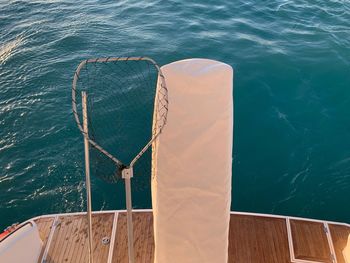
[0,35,25,64]
[0,0,350,228]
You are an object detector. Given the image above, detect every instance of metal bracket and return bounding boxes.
[323,225,329,234]
[102,236,110,245]
[331,253,335,263]
[122,167,133,179]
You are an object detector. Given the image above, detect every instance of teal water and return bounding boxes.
[1,0,350,229]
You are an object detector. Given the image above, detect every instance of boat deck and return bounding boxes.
[33,211,350,263]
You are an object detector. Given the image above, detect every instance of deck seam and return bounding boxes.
[325,223,338,263]
[286,218,297,263]
[107,212,119,263]
[40,215,58,263]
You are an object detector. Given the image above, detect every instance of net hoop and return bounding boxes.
[72,56,168,168]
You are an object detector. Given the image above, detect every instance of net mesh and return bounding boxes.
[72,57,168,183]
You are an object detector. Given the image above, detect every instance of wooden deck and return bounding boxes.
[33,211,350,263]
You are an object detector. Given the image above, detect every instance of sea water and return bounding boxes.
[0,0,350,229]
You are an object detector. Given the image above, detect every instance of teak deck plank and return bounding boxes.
[290,219,332,262]
[228,215,291,263]
[65,217,83,262]
[72,216,87,263]
[35,217,54,262]
[34,212,350,263]
[112,212,154,263]
[44,213,113,263]
[329,224,350,263]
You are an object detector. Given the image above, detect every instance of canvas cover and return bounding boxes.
[0,222,43,263]
[152,58,233,263]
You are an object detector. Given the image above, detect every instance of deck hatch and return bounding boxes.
[289,219,333,263]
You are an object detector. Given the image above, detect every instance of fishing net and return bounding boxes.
[72,57,168,184]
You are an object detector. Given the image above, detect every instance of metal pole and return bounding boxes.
[82,91,94,263]
[123,168,135,263]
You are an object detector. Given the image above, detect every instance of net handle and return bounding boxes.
[72,56,168,168]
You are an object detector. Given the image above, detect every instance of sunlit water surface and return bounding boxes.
[1,0,350,229]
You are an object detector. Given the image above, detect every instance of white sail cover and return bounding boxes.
[152,58,233,263]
